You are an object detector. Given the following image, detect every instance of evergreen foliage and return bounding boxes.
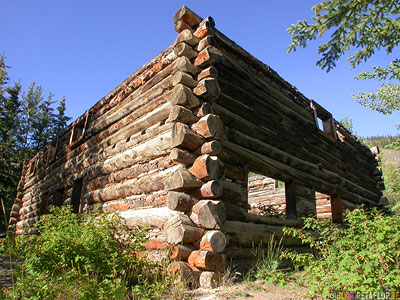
[287,0,400,125]
[0,55,71,231]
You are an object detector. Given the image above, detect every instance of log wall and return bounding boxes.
[9,6,385,287]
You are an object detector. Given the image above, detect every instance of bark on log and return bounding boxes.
[164,213,205,244]
[199,230,226,253]
[167,105,199,124]
[169,148,197,166]
[187,250,226,272]
[164,168,203,192]
[193,78,220,100]
[167,191,198,212]
[191,114,225,139]
[189,154,225,180]
[171,122,206,150]
[192,180,223,199]
[171,84,201,109]
[199,271,222,288]
[190,200,226,229]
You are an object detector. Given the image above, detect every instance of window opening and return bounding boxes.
[310,101,337,142]
[71,178,83,213]
[247,172,286,218]
[69,112,89,145]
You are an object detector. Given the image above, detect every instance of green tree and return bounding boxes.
[287,0,400,118]
[0,55,70,231]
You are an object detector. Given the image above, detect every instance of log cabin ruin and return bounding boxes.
[9,6,386,288]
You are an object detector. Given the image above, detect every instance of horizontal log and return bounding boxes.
[199,230,226,253]
[119,207,178,228]
[167,261,200,287]
[173,6,203,27]
[167,191,198,212]
[164,168,203,192]
[192,180,223,199]
[197,66,218,82]
[190,200,226,229]
[169,148,197,166]
[174,42,197,60]
[194,103,213,118]
[175,29,200,47]
[164,213,205,244]
[193,17,215,40]
[171,84,201,109]
[222,220,302,247]
[193,78,220,100]
[174,20,193,33]
[195,36,216,52]
[188,250,226,272]
[172,71,197,88]
[171,122,206,150]
[189,155,225,181]
[191,114,226,139]
[167,105,199,124]
[194,140,221,156]
[170,244,194,260]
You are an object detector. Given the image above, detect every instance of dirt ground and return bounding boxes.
[186,280,314,300]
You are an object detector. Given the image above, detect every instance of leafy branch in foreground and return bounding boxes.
[287,0,400,125]
[283,208,400,298]
[1,206,171,300]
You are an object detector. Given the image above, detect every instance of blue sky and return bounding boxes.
[1,0,398,137]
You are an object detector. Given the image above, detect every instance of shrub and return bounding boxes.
[1,206,169,300]
[283,208,400,298]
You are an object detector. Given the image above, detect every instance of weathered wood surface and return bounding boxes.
[187,250,226,272]
[164,214,205,244]
[167,191,198,212]
[189,200,225,229]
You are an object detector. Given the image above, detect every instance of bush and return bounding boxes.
[283,209,400,298]
[1,206,169,300]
